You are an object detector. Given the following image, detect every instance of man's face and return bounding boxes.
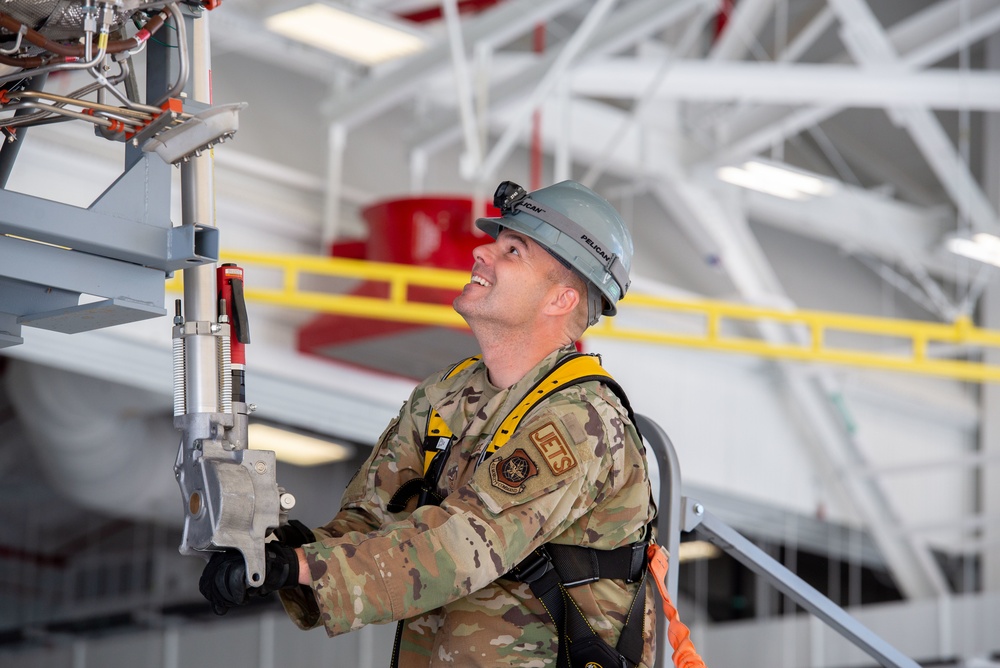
[453,228,563,330]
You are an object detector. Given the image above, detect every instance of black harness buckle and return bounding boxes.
[514,547,556,585]
[627,540,647,584]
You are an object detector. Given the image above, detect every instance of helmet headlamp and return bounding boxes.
[493,181,528,214]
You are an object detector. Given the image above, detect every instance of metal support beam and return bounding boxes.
[476,0,620,180]
[704,0,1000,196]
[568,60,1000,111]
[828,0,1000,234]
[581,3,716,187]
[321,122,347,249]
[709,0,777,61]
[441,0,483,174]
[649,167,950,599]
[982,32,1000,594]
[0,235,165,330]
[0,160,216,273]
[410,0,712,177]
[778,5,836,63]
[323,0,583,129]
[704,0,1000,156]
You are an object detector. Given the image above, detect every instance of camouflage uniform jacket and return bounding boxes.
[279,346,657,667]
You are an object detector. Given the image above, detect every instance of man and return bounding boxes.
[200,180,657,667]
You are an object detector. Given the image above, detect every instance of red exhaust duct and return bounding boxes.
[298,196,498,380]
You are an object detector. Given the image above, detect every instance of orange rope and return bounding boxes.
[647,543,707,668]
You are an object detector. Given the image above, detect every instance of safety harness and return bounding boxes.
[388,353,652,668]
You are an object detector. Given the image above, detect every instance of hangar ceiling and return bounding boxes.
[211,0,1000,304]
[1,0,1000,650]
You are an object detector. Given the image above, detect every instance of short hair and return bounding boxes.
[547,261,590,338]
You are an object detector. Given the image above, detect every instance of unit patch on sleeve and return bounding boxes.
[528,421,578,476]
[489,448,539,494]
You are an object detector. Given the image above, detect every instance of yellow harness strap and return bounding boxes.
[426,354,616,467]
[484,354,612,456]
[402,353,624,505]
[423,355,481,474]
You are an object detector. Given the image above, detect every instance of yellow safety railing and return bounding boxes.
[593,293,1000,382]
[165,251,1000,383]
[167,251,467,327]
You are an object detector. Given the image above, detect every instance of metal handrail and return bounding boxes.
[166,251,1000,382]
[637,413,921,668]
[636,414,682,668]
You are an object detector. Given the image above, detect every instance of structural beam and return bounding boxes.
[568,60,1000,111]
[709,0,777,61]
[476,0,620,180]
[982,33,1000,594]
[322,0,583,129]
[0,159,216,273]
[408,0,711,169]
[828,0,1000,234]
[649,162,950,599]
[704,0,1000,173]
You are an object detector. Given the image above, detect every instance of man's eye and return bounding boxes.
[508,246,519,255]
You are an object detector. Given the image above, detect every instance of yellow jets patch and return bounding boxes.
[528,421,578,476]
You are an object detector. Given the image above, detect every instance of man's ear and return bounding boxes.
[544,284,581,317]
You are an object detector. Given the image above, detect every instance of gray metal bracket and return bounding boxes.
[0,148,219,346]
[174,409,281,587]
[0,156,218,272]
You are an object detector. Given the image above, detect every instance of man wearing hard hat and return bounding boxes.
[201,180,657,668]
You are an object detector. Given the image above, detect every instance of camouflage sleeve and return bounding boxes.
[315,412,409,540]
[297,385,643,636]
[278,395,427,629]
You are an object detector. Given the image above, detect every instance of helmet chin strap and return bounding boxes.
[586,282,603,327]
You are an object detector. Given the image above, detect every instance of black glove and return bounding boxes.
[269,519,315,548]
[199,543,300,615]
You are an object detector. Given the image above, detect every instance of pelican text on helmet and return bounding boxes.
[581,234,612,263]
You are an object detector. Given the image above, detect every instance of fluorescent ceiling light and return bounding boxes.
[946,232,1000,268]
[249,423,354,467]
[265,3,426,66]
[717,161,838,200]
[678,540,722,562]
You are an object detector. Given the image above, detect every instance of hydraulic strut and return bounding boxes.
[172,264,294,586]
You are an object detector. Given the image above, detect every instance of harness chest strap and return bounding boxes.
[388,353,639,513]
[387,355,481,512]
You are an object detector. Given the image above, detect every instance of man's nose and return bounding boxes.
[472,241,494,264]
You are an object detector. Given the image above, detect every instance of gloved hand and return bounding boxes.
[269,519,315,548]
[199,542,300,615]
